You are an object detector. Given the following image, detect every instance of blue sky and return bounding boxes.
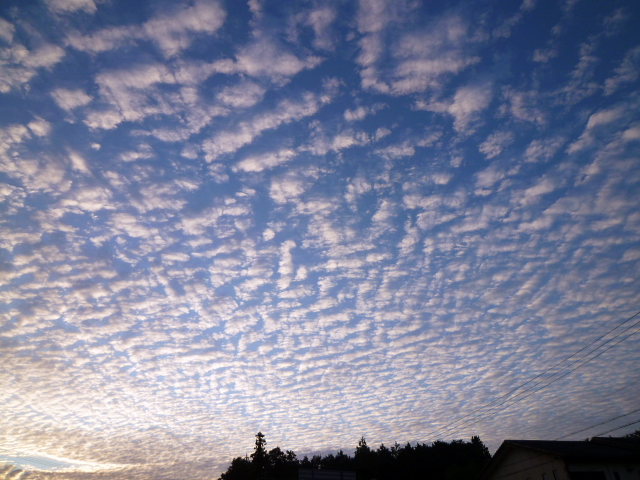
[1,0,640,478]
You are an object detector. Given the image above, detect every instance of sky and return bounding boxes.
[1,0,640,478]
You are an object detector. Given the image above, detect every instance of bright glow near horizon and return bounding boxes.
[1,0,640,479]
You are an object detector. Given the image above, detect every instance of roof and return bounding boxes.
[476,438,640,480]
[591,436,640,452]
[501,439,640,461]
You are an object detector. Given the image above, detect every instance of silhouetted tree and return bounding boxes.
[252,431,269,475]
[220,456,253,480]
[218,433,492,480]
[354,437,375,480]
[269,446,298,480]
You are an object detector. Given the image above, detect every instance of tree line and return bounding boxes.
[219,432,491,480]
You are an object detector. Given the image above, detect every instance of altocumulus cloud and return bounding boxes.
[1,0,640,479]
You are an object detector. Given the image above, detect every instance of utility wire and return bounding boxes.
[430,323,640,439]
[555,407,640,440]
[424,309,640,441]
[542,377,640,430]
[592,418,640,437]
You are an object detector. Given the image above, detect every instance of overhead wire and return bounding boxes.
[436,323,640,438]
[429,322,640,439]
[554,407,640,439]
[591,418,640,437]
[424,309,640,441]
[541,377,640,430]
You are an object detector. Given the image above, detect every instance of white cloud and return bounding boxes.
[604,46,640,95]
[289,5,337,51]
[524,136,565,163]
[354,0,470,94]
[621,249,640,262]
[421,84,492,132]
[217,82,266,108]
[479,131,514,159]
[344,106,369,121]
[499,87,546,125]
[492,0,536,39]
[234,148,297,173]
[145,2,226,57]
[45,0,97,14]
[567,105,626,153]
[375,142,415,160]
[27,118,52,137]
[21,44,66,68]
[622,124,640,142]
[51,88,93,111]
[521,177,557,204]
[390,17,480,95]
[0,17,15,43]
[67,0,226,57]
[374,127,391,141]
[3,2,640,479]
[270,174,309,204]
[207,40,323,84]
[85,63,180,129]
[0,43,65,93]
[68,150,90,173]
[475,166,505,189]
[448,84,493,131]
[203,90,333,161]
[307,6,337,50]
[533,47,558,63]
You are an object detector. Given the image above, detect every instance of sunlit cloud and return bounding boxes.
[1,1,640,480]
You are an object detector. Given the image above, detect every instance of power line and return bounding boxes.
[555,407,640,440]
[543,377,640,429]
[430,322,640,439]
[424,309,640,440]
[591,418,640,437]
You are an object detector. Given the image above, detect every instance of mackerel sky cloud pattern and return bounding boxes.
[1,0,640,479]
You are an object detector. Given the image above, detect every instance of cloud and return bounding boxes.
[479,131,514,159]
[68,149,90,173]
[357,11,481,95]
[207,40,323,84]
[203,89,334,161]
[234,148,297,173]
[475,166,506,189]
[51,88,93,111]
[270,174,310,204]
[2,2,640,479]
[392,46,480,95]
[66,0,226,57]
[355,0,426,93]
[45,0,97,14]
[499,87,546,125]
[523,136,565,163]
[344,106,369,121]
[492,0,537,39]
[533,47,558,63]
[27,118,52,137]
[567,105,626,153]
[419,83,493,132]
[375,142,415,160]
[289,5,337,51]
[0,42,65,93]
[521,177,557,204]
[604,45,640,96]
[217,82,266,109]
[84,63,180,129]
[0,18,15,43]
